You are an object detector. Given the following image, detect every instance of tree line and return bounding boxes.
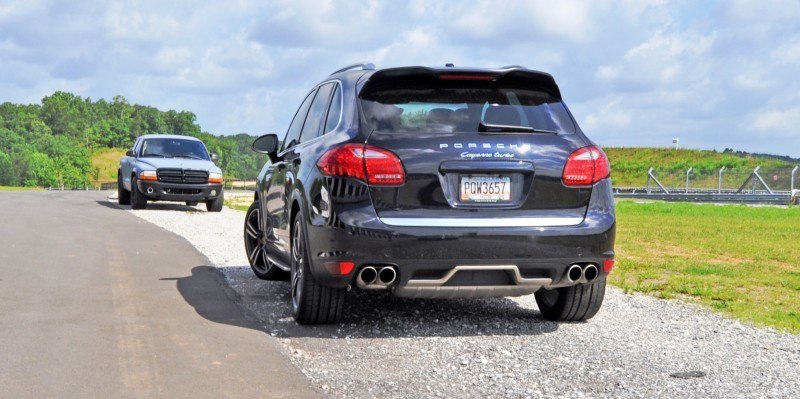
[0,91,266,187]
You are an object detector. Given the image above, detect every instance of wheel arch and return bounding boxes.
[289,197,302,234]
[288,189,309,252]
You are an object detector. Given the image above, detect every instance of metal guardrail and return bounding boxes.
[615,189,794,204]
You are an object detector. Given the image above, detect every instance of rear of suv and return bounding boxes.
[246,63,615,324]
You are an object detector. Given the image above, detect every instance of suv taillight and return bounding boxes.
[317,144,405,186]
[562,145,610,187]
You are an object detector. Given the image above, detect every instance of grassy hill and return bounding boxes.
[605,147,799,188]
[91,147,126,185]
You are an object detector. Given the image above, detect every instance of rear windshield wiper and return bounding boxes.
[478,121,558,134]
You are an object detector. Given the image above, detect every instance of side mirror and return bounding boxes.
[252,133,279,161]
[211,153,219,162]
[126,150,135,157]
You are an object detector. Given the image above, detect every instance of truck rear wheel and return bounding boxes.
[535,278,606,322]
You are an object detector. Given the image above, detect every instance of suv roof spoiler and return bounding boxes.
[360,66,562,99]
[330,62,376,76]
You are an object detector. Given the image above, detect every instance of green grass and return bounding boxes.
[91,147,126,185]
[0,186,41,191]
[224,196,251,212]
[613,200,800,333]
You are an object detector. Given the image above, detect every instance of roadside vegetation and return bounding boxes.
[91,147,126,184]
[613,200,800,333]
[0,92,267,188]
[0,186,41,191]
[224,195,252,212]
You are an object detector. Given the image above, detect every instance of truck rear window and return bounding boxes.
[359,81,576,134]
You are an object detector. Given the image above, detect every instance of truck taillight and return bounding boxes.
[317,144,405,186]
[562,145,610,187]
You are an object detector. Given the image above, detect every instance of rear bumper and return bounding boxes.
[136,180,223,202]
[307,221,614,295]
[304,180,615,298]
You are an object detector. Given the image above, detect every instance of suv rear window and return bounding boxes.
[359,81,576,134]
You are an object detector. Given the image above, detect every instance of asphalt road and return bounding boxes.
[0,191,319,398]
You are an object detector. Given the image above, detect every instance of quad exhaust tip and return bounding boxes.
[583,264,598,282]
[356,266,397,289]
[357,266,378,286]
[565,263,599,284]
[567,264,583,283]
[378,267,397,285]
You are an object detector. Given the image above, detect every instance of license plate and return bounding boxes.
[460,175,511,202]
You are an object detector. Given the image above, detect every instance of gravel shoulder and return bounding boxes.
[126,198,800,399]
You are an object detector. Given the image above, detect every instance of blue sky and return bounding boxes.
[1,0,800,156]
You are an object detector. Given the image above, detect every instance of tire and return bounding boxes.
[244,202,288,280]
[117,173,131,205]
[535,277,606,322]
[130,176,148,210]
[185,201,198,206]
[206,191,223,212]
[290,212,346,324]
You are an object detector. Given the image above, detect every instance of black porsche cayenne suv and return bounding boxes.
[245,63,615,325]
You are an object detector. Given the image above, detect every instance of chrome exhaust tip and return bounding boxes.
[378,267,397,285]
[583,264,599,282]
[356,266,378,288]
[566,264,583,283]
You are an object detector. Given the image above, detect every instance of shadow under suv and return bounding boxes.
[245,63,615,325]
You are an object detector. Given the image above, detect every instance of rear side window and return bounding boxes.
[359,81,575,134]
[300,82,335,142]
[324,83,342,133]
[282,89,316,152]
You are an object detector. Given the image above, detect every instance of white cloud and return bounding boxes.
[771,38,800,64]
[734,73,774,90]
[585,98,632,130]
[595,65,619,81]
[1,0,800,156]
[753,107,800,132]
[452,0,596,43]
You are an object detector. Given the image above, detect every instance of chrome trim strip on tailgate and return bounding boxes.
[379,217,583,228]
